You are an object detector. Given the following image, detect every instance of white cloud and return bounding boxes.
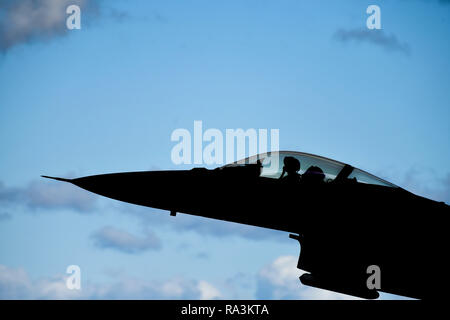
[259,256,305,288]
[0,265,82,299]
[0,264,222,300]
[197,280,222,300]
[0,265,33,299]
[256,255,358,300]
[161,278,186,297]
[34,275,83,299]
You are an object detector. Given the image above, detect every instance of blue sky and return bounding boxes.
[0,0,449,299]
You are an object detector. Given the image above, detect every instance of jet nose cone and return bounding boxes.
[68,170,184,209]
[41,175,72,183]
[42,170,197,211]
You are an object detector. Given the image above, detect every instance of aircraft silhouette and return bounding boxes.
[42,151,448,299]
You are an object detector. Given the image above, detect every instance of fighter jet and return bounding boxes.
[42,151,448,299]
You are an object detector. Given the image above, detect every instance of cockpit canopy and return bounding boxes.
[222,151,397,188]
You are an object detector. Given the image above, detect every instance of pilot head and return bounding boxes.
[302,166,325,183]
[283,156,300,174]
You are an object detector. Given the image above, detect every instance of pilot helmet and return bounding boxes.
[283,156,300,173]
[303,166,325,182]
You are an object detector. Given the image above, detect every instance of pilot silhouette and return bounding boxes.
[279,156,301,183]
[302,165,325,184]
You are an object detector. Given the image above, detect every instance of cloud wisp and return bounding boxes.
[0,0,130,53]
[91,226,162,254]
[0,179,98,213]
[333,28,411,56]
[0,0,90,52]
